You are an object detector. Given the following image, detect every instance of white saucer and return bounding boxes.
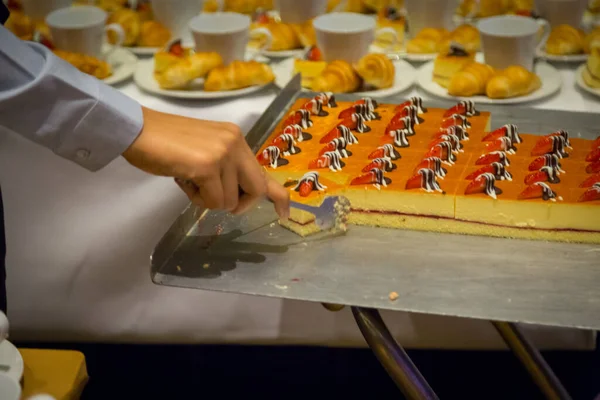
[271,57,417,97]
[0,340,24,382]
[417,61,562,104]
[103,47,137,86]
[134,59,272,99]
[575,63,600,98]
[536,49,589,63]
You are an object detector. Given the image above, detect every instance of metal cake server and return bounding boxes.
[181,180,351,235]
[288,195,351,233]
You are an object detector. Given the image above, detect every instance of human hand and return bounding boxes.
[122,107,290,218]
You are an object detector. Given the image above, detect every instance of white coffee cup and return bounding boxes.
[0,374,21,400]
[404,0,456,37]
[274,0,328,24]
[189,12,272,65]
[477,15,550,71]
[20,0,73,22]
[46,6,124,59]
[536,0,588,27]
[313,12,399,63]
[151,0,222,44]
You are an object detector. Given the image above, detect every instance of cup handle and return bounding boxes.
[535,18,551,54]
[103,23,125,60]
[248,27,273,60]
[375,27,400,53]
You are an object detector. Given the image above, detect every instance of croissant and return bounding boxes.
[154,52,223,89]
[312,60,362,93]
[486,65,541,99]
[291,20,317,48]
[204,61,275,91]
[448,62,495,97]
[138,21,171,47]
[545,25,585,55]
[407,28,449,54]
[440,24,481,54]
[584,27,600,54]
[354,53,395,89]
[106,8,141,46]
[254,22,301,51]
[583,47,600,88]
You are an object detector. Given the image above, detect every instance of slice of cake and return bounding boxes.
[433,43,475,88]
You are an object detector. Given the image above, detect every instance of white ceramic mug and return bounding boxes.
[151,0,222,43]
[46,6,124,59]
[313,12,400,63]
[0,374,21,400]
[535,0,588,27]
[189,12,272,65]
[477,15,550,71]
[404,0,456,37]
[274,0,328,24]
[20,0,73,22]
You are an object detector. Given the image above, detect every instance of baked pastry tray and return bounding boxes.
[150,75,600,330]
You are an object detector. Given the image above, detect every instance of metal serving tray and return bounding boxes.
[151,75,600,330]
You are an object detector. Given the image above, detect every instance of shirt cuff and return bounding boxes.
[55,84,144,172]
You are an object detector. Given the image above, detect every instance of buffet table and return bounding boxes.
[0,61,598,352]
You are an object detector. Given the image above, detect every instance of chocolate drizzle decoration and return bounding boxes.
[417,168,443,193]
[293,172,327,192]
[535,182,560,201]
[480,173,502,200]
[338,125,359,145]
[392,129,410,148]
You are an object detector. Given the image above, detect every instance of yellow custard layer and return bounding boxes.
[260,98,600,241]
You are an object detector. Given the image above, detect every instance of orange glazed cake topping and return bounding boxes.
[257,95,600,243]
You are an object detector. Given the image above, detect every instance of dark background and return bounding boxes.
[16,338,600,400]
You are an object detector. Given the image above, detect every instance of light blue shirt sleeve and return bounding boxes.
[0,25,144,171]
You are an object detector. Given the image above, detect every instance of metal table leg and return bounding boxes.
[352,307,439,400]
[492,321,572,400]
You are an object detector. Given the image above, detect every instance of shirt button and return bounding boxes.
[76,149,90,160]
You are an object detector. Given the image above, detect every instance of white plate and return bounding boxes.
[271,57,417,97]
[103,47,137,86]
[417,60,562,104]
[129,46,160,56]
[260,48,306,59]
[575,63,600,97]
[0,341,24,382]
[536,49,589,63]
[133,59,271,99]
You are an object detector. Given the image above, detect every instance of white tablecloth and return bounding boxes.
[0,63,597,349]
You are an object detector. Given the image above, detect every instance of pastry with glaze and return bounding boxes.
[433,43,476,88]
